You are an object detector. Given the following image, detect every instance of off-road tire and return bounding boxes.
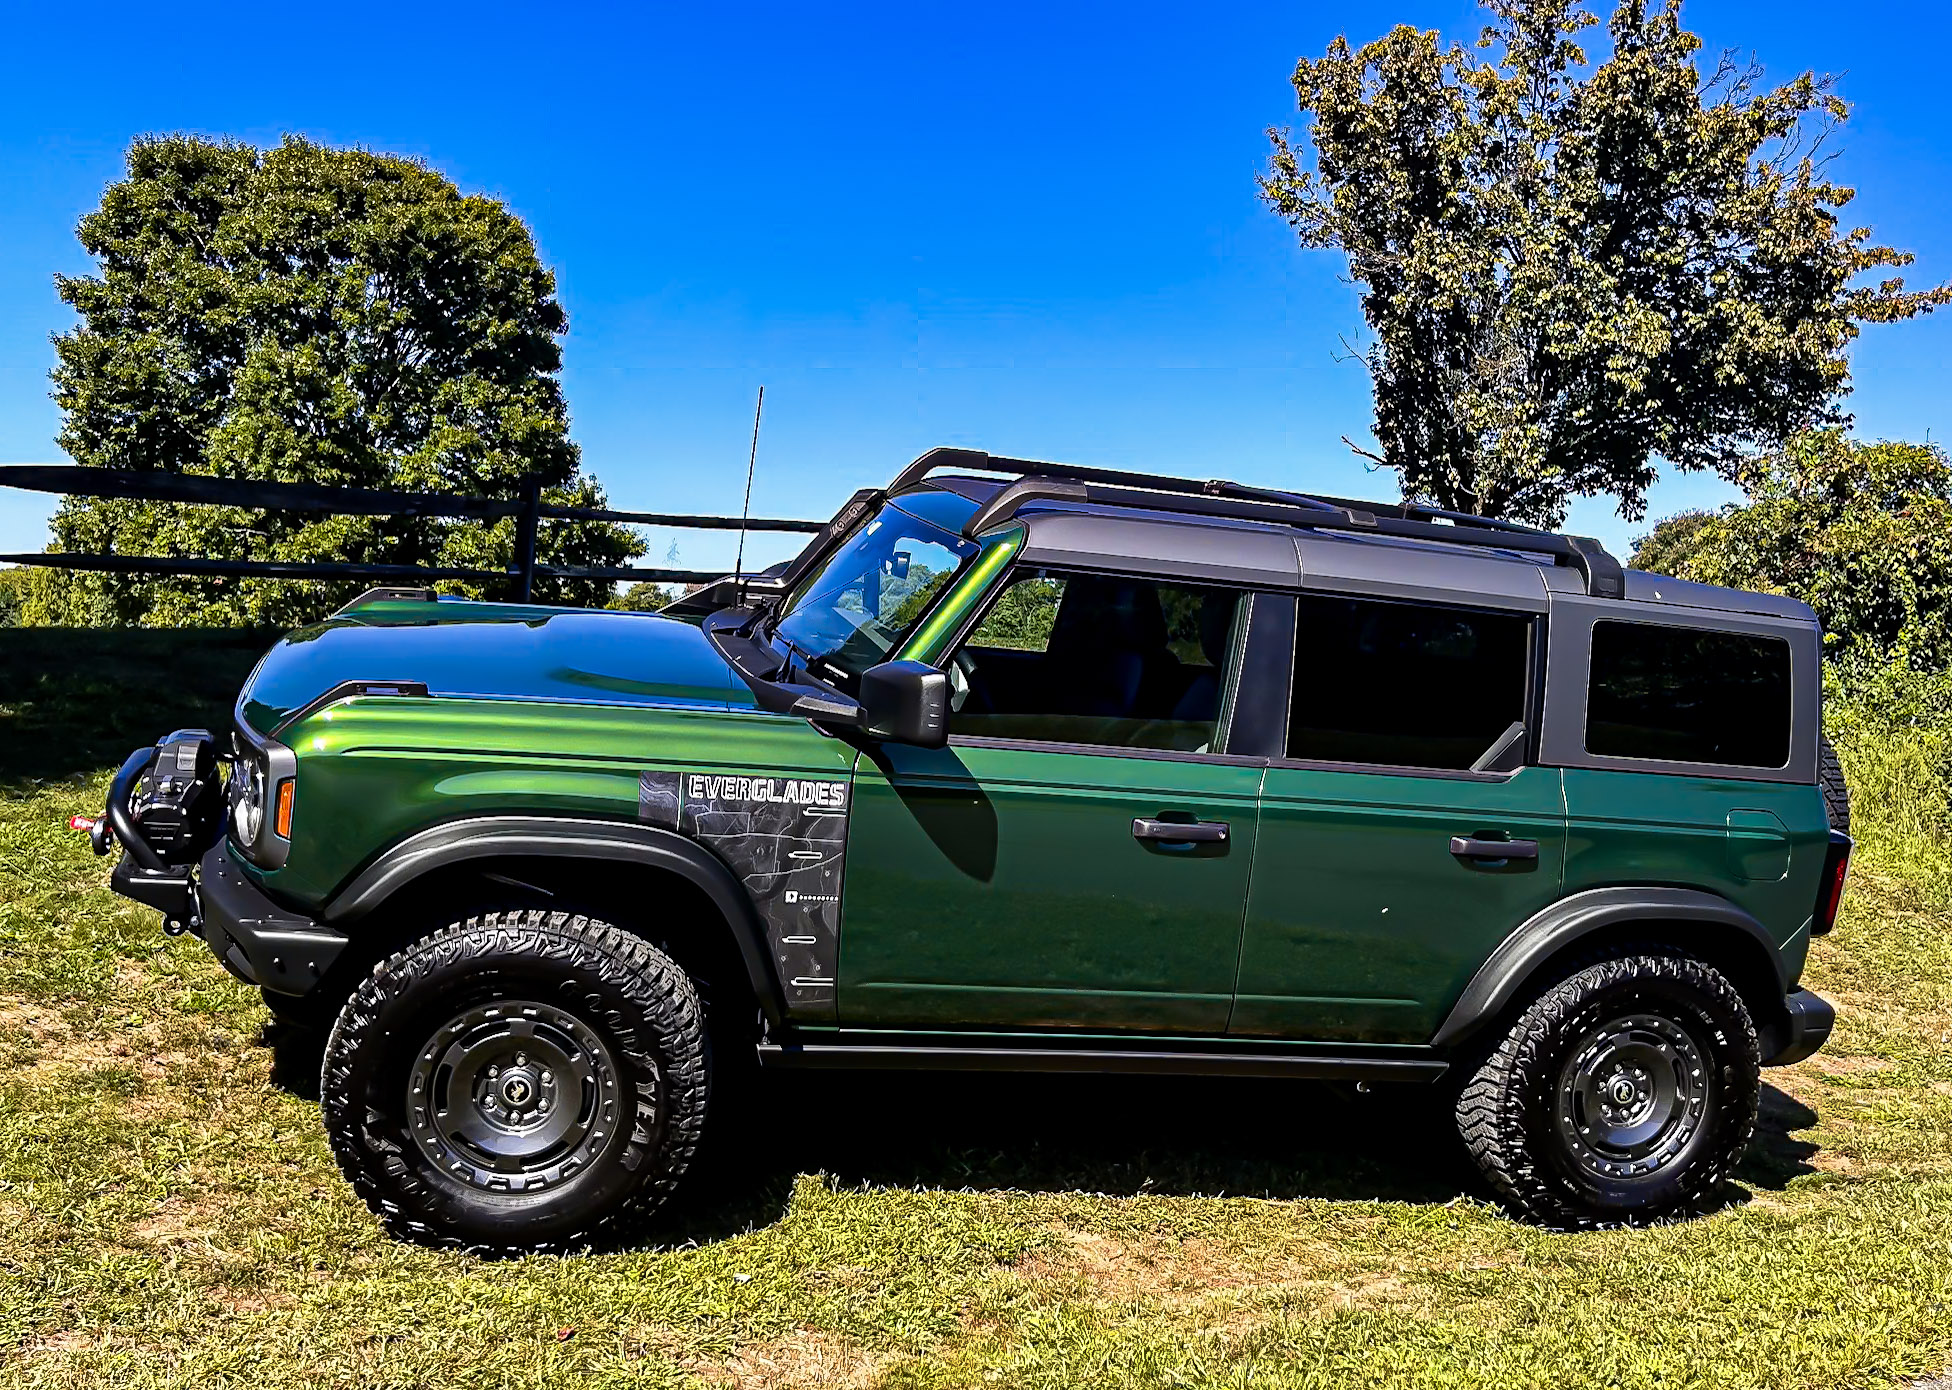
[1455,951,1759,1229]
[321,909,709,1254]
[1818,733,1851,835]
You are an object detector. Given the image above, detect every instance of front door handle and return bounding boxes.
[1450,835,1539,861]
[1134,817,1230,845]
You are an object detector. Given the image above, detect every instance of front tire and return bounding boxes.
[321,909,710,1253]
[1455,951,1759,1229]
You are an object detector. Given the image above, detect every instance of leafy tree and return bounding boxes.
[1263,0,1951,527]
[609,580,677,612]
[1630,431,1952,669]
[46,135,641,626]
[0,567,27,627]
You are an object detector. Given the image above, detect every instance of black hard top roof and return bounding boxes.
[888,449,1814,623]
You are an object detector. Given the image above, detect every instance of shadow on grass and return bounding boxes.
[0,627,272,787]
[258,1012,1823,1246]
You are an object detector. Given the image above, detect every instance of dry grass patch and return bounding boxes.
[697,1328,884,1389]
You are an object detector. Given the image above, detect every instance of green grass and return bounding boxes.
[3,629,1951,1388]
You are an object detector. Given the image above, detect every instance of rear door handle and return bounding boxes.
[1134,817,1229,844]
[1450,835,1538,861]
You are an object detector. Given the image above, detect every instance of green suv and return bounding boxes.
[97,449,1852,1247]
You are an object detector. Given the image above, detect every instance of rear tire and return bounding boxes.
[1455,951,1758,1229]
[1818,733,1851,835]
[321,909,709,1254]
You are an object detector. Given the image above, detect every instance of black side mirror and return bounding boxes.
[858,659,948,748]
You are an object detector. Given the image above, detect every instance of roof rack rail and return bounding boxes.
[885,447,1625,600]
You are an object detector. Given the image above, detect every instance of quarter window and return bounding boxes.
[1288,595,1531,770]
[949,569,1244,752]
[1586,621,1792,768]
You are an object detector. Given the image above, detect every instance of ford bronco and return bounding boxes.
[92,449,1852,1247]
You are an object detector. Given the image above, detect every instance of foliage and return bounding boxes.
[1826,660,1952,874]
[46,135,643,627]
[1263,0,1951,527]
[0,567,26,627]
[971,574,1063,649]
[1630,431,1952,669]
[607,581,677,613]
[4,628,1952,1386]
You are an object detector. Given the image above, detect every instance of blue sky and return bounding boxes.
[3,0,1949,575]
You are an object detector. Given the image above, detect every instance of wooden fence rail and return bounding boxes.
[0,465,823,598]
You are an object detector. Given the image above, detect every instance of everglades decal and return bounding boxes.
[638,769,849,1019]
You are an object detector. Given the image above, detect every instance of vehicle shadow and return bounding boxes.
[660,1070,1825,1246]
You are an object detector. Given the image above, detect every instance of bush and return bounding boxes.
[1826,657,1952,882]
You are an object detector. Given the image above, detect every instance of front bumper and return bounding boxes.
[1760,988,1835,1067]
[102,739,348,999]
[195,842,350,997]
[112,841,349,999]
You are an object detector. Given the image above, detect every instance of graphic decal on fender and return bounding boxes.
[638,769,848,1017]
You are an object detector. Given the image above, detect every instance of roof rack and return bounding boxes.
[888,447,1624,599]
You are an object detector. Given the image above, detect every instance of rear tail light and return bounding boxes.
[1812,830,1852,936]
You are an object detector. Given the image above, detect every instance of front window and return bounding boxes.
[948,567,1246,753]
[772,497,978,685]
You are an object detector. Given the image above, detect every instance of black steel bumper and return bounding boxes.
[1760,988,1835,1067]
[111,840,349,999]
[194,842,350,997]
[103,738,349,1000]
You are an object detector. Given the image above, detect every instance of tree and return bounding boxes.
[609,581,677,612]
[1262,0,1951,527]
[1630,431,1952,670]
[47,135,642,626]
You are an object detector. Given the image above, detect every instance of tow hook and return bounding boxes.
[68,813,112,857]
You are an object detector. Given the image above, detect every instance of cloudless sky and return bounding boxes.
[2,0,1949,574]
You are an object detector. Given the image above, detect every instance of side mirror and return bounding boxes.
[858,659,949,748]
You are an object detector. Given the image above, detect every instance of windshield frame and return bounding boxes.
[769,493,981,689]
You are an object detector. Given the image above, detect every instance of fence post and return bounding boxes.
[514,476,541,602]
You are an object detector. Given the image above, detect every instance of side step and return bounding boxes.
[757,1042,1447,1083]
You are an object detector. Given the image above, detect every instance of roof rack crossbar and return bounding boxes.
[1291,491,1548,536]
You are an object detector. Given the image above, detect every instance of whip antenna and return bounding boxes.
[734,384,764,580]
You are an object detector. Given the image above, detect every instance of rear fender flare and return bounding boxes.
[1431,886,1790,1051]
[320,816,785,1029]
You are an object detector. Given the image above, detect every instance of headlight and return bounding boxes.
[228,725,295,867]
[231,758,265,848]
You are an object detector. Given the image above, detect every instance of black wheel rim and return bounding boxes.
[1553,1011,1711,1181]
[407,999,625,1192]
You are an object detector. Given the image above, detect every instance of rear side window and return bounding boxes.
[1586,621,1791,768]
[1289,595,1531,770]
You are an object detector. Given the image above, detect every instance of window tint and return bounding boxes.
[1289,595,1530,770]
[1586,621,1792,767]
[949,569,1243,752]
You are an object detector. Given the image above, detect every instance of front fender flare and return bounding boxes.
[1431,886,1791,1051]
[320,815,785,1029]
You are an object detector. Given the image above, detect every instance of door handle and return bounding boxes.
[1134,817,1230,844]
[1450,835,1539,861]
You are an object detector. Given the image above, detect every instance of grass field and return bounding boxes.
[2,627,1950,1389]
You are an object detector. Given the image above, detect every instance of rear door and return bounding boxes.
[838,568,1261,1035]
[1232,590,1568,1044]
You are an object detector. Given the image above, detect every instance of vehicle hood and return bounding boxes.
[237,598,752,734]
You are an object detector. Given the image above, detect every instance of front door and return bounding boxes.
[838,568,1260,1035]
[1231,591,1568,1044]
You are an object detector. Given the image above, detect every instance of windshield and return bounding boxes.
[772,497,978,684]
